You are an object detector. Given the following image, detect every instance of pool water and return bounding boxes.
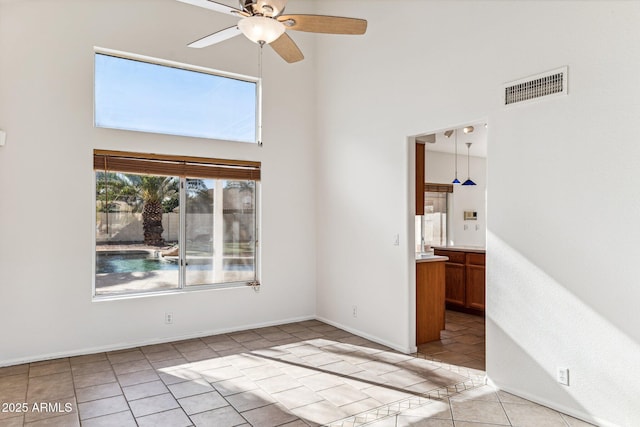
[96,252,253,274]
[96,252,177,274]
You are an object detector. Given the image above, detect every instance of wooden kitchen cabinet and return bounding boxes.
[416,260,446,344]
[466,253,486,311]
[444,263,466,307]
[434,249,485,315]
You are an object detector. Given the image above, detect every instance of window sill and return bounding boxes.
[92,281,258,302]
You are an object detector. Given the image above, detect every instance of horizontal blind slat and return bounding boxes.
[424,183,453,193]
[94,150,260,180]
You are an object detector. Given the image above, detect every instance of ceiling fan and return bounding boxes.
[176,0,367,63]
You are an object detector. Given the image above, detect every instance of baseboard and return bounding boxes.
[315,315,413,354]
[0,314,315,368]
[487,376,614,427]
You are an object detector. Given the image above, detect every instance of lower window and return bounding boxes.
[94,150,260,297]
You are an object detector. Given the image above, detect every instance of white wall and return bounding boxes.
[0,0,317,364]
[315,1,640,426]
[425,150,486,247]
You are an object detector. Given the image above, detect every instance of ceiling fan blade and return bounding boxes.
[188,26,242,48]
[269,33,304,63]
[277,14,367,35]
[176,0,248,17]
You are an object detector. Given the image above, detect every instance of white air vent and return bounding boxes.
[504,67,567,106]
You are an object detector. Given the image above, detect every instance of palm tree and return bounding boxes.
[101,173,178,246]
[136,175,178,246]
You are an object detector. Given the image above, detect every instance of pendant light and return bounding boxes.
[444,129,460,184]
[462,142,477,186]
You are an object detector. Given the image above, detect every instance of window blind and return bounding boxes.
[93,150,261,181]
[424,183,453,193]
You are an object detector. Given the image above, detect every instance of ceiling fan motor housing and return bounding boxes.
[240,0,286,17]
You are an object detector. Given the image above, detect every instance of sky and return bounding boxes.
[94,53,257,143]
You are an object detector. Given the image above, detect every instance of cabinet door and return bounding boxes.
[466,264,486,311]
[444,263,466,307]
[416,262,446,344]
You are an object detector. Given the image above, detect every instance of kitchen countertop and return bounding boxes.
[416,255,449,263]
[433,246,486,254]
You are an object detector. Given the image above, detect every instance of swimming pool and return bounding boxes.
[96,251,253,274]
[96,251,176,274]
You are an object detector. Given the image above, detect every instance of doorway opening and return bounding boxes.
[411,121,488,371]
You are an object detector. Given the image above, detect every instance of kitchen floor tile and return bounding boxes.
[167,378,214,399]
[72,370,117,389]
[0,364,29,378]
[502,401,569,427]
[190,405,246,427]
[241,402,299,427]
[122,380,169,401]
[79,410,137,427]
[317,383,370,407]
[136,408,192,427]
[78,395,129,421]
[28,360,70,378]
[116,368,160,387]
[272,385,323,409]
[396,417,454,427]
[177,390,228,415]
[75,382,123,403]
[449,399,510,425]
[128,393,180,417]
[226,388,276,412]
[23,412,80,426]
[290,400,348,425]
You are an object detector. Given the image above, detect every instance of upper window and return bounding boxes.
[94,150,260,298]
[94,50,260,143]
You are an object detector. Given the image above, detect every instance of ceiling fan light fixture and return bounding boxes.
[238,16,285,44]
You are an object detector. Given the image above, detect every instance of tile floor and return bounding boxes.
[0,311,594,426]
[417,310,486,371]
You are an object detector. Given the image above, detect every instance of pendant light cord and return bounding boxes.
[467,144,471,179]
[454,130,458,179]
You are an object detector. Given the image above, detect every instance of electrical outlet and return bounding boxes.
[393,234,399,246]
[557,367,569,386]
[352,305,357,318]
[165,312,173,324]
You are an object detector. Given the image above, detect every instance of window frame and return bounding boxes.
[92,150,261,301]
[94,47,262,145]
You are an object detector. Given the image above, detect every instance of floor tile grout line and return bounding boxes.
[325,374,488,427]
[495,393,515,427]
